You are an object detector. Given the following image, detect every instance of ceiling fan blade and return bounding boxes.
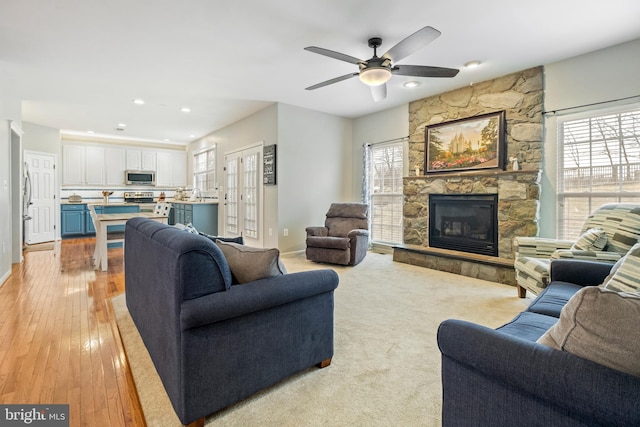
[305,73,359,90]
[382,26,441,63]
[370,84,387,102]
[393,64,459,78]
[304,46,363,65]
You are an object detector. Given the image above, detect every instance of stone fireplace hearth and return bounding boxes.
[393,66,544,286]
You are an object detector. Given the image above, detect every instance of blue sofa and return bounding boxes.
[438,259,640,426]
[124,218,339,426]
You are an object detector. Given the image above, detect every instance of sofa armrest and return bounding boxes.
[180,269,339,329]
[347,229,369,238]
[549,259,614,285]
[514,237,574,257]
[438,319,640,426]
[306,226,328,237]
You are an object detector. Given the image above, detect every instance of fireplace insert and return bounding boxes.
[429,194,498,256]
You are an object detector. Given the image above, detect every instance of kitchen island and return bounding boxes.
[168,199,219,235]
[61,202,140,237]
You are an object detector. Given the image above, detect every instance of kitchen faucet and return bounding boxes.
[191,187,202,202]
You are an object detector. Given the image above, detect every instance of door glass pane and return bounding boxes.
[243,152,258,238]
[225,157,238,234]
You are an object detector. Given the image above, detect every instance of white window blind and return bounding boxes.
[369,142,404,244]
[557,106,640,239]
[193,146,216,192]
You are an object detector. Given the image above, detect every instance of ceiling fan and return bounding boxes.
[304,26,459,102]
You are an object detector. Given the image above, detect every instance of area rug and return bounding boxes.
[111,251,530,427]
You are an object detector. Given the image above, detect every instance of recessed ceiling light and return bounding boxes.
[117,123,127,127]
[403,81,420,88]
[180,107,191,113]
[87,130,95,134]
[464,60,481,69]
[164,138,171,142]
[132,98,145,105]
[189,134,196,138]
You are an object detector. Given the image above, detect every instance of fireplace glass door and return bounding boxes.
[429,194,498,256]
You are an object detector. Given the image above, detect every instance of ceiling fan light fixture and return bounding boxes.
[359,67,392,86]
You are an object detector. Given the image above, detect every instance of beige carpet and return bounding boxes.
[111,251,530,427]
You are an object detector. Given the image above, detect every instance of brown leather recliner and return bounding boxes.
[306,203,369,266]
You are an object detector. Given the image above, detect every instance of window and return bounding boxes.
[557,106,640,239]
[193,146,216,192]
[368,142,404,244]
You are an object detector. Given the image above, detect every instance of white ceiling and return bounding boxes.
[2,0,640,145]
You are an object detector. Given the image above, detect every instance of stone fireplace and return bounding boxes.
[393,66,544,285]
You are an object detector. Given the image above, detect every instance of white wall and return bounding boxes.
[277,103,353,253]
[540,38,640,237]
[188,102,353,253]
[351,104,410,195]
[0,99,22,286]
[189,105,280,247]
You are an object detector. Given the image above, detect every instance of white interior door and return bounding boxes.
[224,144,263,247]
[24,151,56,244]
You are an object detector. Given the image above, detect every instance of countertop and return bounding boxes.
[167,199,219,205]
[62,199,219,206]
[62,201,149,206]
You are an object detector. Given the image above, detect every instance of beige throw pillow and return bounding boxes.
[537,286,640,377]
[600,242,640,293]
[215,240,287,284]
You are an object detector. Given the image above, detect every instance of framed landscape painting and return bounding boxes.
[425,110,506,173]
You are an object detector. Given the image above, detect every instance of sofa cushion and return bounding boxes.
[215,240,287,284]
[571,227,607,251]
[525,281,583,318]
[495,311,559,342]
[600,242,640,293]
[537,286,640,377]
[326,203,368,219]
[306,235,350,250]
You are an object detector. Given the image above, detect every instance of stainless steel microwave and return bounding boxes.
[125,170,156,186]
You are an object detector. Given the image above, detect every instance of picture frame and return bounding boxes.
[425,110,506,173]
[263,144,277,185]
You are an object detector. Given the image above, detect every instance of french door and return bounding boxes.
[224,144,263,247]
[24,150,56,244]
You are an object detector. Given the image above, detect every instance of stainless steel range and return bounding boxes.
[124,191,155,203]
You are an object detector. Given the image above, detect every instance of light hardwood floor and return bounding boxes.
[0,238,145,426]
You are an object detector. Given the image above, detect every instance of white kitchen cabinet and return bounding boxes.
[156,151,187,187]
[172,152,187,187]
[142,151,156,171]
[126,149,156,171]
[62,145,84,185]
[85,146,105,184]
[105,148,126,185]
[62,144,105,185]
